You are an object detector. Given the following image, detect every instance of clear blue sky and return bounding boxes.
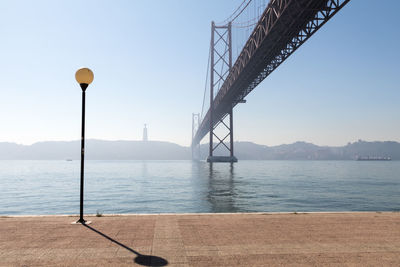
[0,0,398,147]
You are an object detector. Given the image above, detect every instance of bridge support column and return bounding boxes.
[207,21,237,163]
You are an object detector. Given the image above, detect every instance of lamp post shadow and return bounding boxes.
[83,224,168,266]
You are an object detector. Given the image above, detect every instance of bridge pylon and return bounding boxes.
[207,21,237,163]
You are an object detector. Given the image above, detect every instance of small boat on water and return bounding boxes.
[66,159,73,161]
[356,156,391,161]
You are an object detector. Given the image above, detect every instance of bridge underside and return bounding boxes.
[193,0,350,147]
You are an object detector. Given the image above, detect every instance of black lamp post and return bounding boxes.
[74,67,94,224]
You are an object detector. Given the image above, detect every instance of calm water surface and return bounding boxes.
[0,160,399,215]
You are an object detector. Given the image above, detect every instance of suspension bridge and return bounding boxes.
[191,0,350,162]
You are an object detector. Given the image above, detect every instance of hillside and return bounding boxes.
[0,139,399,160]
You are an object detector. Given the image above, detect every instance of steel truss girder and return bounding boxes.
[193,0,350,145]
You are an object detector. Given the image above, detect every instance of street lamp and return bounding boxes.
[74,67,94,224]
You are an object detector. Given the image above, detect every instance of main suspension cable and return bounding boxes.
[218,0,253,26]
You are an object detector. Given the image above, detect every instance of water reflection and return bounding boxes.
[206,162,239,213]
[141,161,148,178]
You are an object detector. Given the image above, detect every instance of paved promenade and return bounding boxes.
[1,212,399,266]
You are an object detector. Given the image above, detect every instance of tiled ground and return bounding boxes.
[1,212,399,266]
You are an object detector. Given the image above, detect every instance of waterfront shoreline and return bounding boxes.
[1,212,399,266]
[1,210,399,217]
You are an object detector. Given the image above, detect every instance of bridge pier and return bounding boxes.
[207,156,237,163]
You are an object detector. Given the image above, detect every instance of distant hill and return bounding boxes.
[0,140,189,160]
[0,139,399,160]
[198,140,400,160]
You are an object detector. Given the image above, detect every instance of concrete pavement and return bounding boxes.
[1,212,399,266]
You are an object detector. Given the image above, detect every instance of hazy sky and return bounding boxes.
[0,0,399,147]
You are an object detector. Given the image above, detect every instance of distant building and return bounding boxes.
[143,124,148,141]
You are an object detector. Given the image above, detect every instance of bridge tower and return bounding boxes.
[207,21,237,163]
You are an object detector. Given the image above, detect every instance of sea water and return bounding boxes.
[0,160,399,215]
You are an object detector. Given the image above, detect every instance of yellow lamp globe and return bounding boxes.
[75,68,94,89]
